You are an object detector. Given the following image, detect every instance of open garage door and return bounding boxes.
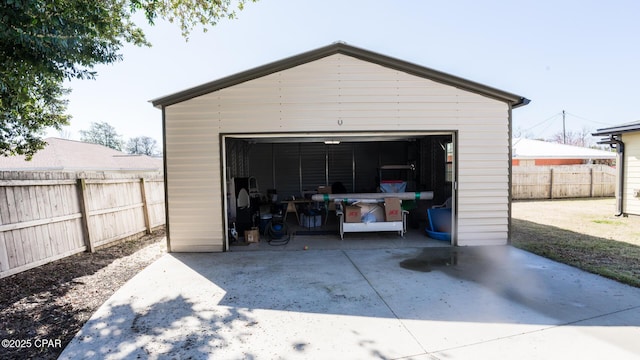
[222,132,455,249]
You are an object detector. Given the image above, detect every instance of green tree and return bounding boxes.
[126,136,158,156]
[80,121,124,151]
[1,0,255,159]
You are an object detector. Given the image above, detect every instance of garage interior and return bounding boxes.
[223,132,455,248]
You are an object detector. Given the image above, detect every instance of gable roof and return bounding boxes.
[592,120,640,136]
[151,42,530,108]
[512,138,616,160]
[0,138,163,172]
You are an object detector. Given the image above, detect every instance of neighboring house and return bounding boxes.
[593,121,640,216]
[151,42,529,251]
[0,138,163,172]
[512,137,616,166]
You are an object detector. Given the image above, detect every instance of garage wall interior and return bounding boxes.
[153,42,529,252]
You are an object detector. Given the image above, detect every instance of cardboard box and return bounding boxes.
[345,205,361,223]
[317,186,331,194]
[245,228,260,243]
[384,198,402,221]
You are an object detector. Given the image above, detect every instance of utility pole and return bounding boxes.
[562,110,566,144]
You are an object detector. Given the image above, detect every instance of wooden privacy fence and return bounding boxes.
[512,165,616,200]
[0,171,165,278]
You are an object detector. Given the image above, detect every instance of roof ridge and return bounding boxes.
[151,42,529,109]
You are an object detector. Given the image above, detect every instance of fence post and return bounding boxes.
[76,178,95,253]
[549,168,554,199]
[140,178,151,234]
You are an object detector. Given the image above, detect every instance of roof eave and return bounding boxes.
[592,121,640,136]
[151,42,529,109]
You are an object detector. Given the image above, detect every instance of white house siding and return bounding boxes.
[164,54,511,251]
[623,132,640,215]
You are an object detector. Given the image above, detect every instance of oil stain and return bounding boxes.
[399,247,458,272]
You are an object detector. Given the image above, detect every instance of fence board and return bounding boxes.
[6,186,19,222]
[146,180,165,228]
[61,183,77,253]
[0,171,165,278]
[0,179,77,186]
[20,187,37,265]
[0,187,7,224]
[0,232,8,272]
[5,231,19,269]
[140,178,151,234]
[88,202,144,217]
[50,184,67,255]
[31,191,46,262]
[0,187,10,271]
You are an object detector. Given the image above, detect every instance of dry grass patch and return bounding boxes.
[511,199,640,287]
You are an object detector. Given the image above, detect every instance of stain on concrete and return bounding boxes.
[399,247,457,272]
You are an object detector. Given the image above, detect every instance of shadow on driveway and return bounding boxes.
[59,245,640,359]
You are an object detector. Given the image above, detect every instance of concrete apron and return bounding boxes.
[60,245,640,359]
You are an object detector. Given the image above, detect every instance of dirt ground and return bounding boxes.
[512,198,640,246]
[0,230,167,360]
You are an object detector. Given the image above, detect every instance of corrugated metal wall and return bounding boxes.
[301,143,327,193]
[243,142,410,200]
[328,144,355,193]
[164,53,510,251]
[273,144,300,198]
[352,144,377,193]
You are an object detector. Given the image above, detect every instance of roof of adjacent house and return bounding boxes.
[151,42,530,109]
[592,120,640,136]
[512,138,616,160]
[0,138,163,171]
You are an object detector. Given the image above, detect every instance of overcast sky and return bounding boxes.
[51,0,640,149]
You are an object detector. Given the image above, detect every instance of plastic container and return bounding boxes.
[425,208,452,241]
[259,213,273,234]
[380,180,407,193]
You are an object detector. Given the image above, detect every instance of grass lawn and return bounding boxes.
[511,198,640,288]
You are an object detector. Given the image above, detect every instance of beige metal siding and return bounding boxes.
[456,126,510,245]
[623,132,640,215]
[164,54,511,250]
[164,108,223,251]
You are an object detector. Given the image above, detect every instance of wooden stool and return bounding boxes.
[284,201,300,225]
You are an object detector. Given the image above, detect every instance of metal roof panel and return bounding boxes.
[151,42,529,108]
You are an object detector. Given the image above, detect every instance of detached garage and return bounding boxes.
[151,42,529,252]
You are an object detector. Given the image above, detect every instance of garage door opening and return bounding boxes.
[222,132,455,249]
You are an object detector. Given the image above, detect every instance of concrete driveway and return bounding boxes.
[59,243,640,359]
